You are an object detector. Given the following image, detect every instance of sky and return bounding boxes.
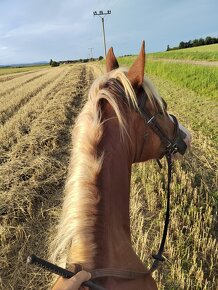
[0,0,217,65]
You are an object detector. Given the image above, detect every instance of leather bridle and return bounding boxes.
[137,94,187,157]
[135,94,187,274]
[27,94,188,290]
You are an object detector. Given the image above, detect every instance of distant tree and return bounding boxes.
[192,39,199,47]
[98,56,104,60]
[169,35,217,51]
[51,60,60,67]
[179,41,185,49]
[205,36,213,45]
[166,45,170,51]
[49,59,53,65]
[187,40,192,48]
[211,37,218,44]
[198,38,205,46]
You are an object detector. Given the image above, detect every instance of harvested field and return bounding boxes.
[0,64,92,289]
[0,62,217,290]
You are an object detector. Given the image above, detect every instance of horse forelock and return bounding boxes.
[89,68,164,132]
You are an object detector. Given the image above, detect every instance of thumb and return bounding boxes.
[69,270,91,287]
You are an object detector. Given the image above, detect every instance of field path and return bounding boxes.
[150,57,218,66]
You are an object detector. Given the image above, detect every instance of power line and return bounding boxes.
[93,10,111,58]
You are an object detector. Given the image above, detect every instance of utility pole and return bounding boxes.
[93,10,111,58]
[88,48,94,60]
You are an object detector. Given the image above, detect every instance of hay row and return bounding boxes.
[0,66,67,125]
[0,70,40,83]
[0,64,91,289]
[0,68,51,98]
[0,66,72,160]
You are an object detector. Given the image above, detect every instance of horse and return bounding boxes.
[50,41,191,290]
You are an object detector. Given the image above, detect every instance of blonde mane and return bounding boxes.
[50,68,163,268]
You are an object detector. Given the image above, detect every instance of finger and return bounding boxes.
[51,277,62,289]
[76,270,92,282]
[69,271,91,288]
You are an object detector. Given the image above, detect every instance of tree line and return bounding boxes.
[167,36,218,51]
[49,56,104,67]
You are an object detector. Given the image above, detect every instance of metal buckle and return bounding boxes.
[147,115,155,124]
[166,143,178,155]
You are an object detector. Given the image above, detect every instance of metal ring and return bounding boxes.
[147,115,155,124]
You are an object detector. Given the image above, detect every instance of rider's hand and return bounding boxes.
[51,270,91,290]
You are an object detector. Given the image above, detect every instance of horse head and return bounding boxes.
[105,41,191,163]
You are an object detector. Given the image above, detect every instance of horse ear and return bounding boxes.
[106,47,119,72]
[127,41,145,89]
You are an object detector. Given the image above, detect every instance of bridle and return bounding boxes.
[136,94,187,273]
[138,94,187,157]
[27,93,188,290]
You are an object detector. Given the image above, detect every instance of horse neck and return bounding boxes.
[94,118,144,271]
[101,139,131,220]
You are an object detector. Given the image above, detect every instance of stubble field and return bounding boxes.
[0,56,217,290]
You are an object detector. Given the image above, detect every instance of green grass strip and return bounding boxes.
[146,60,218,100]
[149,50,218,61]
[119,57,218,100]
[148,44,218,61]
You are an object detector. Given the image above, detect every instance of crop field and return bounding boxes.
[0,65,49,77]
[0,50,217,290]
[148,43,218,61]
